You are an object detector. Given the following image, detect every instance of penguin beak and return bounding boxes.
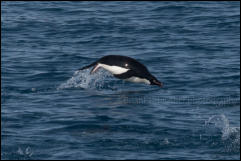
[152,79,163,87]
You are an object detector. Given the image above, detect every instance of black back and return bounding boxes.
[97,55,154,79]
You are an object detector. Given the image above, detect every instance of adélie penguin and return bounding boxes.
[79,55,163,87]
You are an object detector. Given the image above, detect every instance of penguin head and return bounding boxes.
[149,76,163,87]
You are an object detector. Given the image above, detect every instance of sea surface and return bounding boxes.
[1,1,240,160]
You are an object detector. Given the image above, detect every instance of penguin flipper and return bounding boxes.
[113,70,136,79]
[78,61,101,75]
[78,61,97,71]
[90,64,100,74]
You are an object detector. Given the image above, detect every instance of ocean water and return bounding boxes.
[1,1,240,160]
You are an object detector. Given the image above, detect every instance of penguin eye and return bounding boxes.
[125,63,128,67]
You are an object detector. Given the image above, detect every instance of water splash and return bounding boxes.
[57,69,115,90]
[17,146,33,157]
[205,114,240,153]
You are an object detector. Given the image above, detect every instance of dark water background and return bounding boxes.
[1,1,240,160]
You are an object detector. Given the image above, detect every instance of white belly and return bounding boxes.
[125,76,150,84]
[99,63,129,75]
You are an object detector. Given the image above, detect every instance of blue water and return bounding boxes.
[1,1,240,160]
